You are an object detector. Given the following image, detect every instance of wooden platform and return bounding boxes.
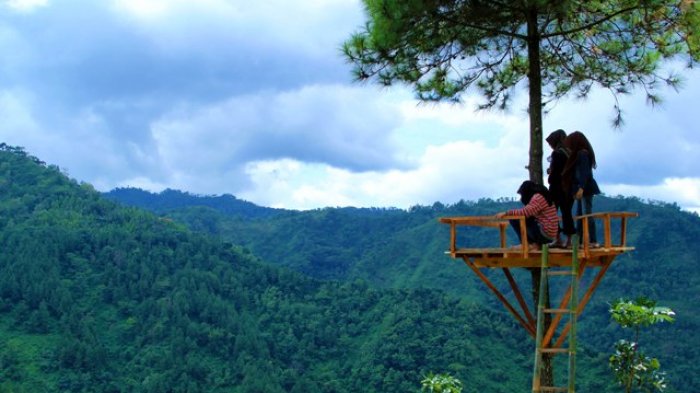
[439,212,638,268]
[447,246,634,267]
[438,211,638,340]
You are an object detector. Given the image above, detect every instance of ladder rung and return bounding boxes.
[547,270,575,276]
[538,387,569,392]
[544,308,574,313]
[539,348,570,354]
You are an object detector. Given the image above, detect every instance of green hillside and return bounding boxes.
[111,186,700,392]
[0,146,543,392]
[104,188,285,220]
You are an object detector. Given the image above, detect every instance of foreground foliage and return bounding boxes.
[609,298,675,393]
[421,372,463,393]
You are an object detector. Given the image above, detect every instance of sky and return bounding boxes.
[1,0,699,212]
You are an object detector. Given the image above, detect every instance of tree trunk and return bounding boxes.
[527,20,544,185]
[526,6,554,389]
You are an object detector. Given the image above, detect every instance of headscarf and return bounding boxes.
[545,129,567,149]
[517,180,553,206]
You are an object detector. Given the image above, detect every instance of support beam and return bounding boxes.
[553,257,615,348]
[463,258,536,337]
[503,268,536,327]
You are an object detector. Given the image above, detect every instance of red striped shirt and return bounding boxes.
[507,193,558,239]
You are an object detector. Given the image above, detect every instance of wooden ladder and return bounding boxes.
[532,237,580,393]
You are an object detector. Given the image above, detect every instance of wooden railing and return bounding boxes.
[439,211,638,259]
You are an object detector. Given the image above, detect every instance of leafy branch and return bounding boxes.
[609,297,675,393]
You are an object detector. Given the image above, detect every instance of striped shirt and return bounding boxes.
[507,193,559,239]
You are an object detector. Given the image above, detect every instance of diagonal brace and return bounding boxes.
[553,256,615,348]
[463,258,535,337]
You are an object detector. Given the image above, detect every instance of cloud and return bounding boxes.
[111,0,361,52]
[542,66,700,186]
[240,139,526,210]
[148,84,408,191]
[1,0,698,213]
[3,0,48,13]
[239,102,535,209]
[0,88,166,188]
[604,177,700,212]
[2,0,360,109]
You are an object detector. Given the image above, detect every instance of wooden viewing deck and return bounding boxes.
[438,211,638,342]
[439,211,638,268]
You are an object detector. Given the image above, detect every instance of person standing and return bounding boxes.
[562,131,601,246]
[546,129,575,248]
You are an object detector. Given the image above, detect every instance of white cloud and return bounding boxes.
[0,89,41,139]
[1,0,699,214]
[3,0,48,13]
[150,84,405,179]
[110,176,168,193]
[111,0,171,19]
[542,67,700,186]
[240,131,529,210]
[110,0,362,57]
[604,177,700,211]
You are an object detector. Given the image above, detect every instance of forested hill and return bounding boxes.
[0,146,540,392]
[113,187,700,307]
[109,184,700,391]
[104,187,285,219]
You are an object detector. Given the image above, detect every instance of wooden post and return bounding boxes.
[499,223,507,248]
[532,245,549,392]
[582,217,590,257]
[520,217,529,258]
[620,217,628,247]
[569,236,579,393]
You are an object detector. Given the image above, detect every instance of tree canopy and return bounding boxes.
[343,0,699,182]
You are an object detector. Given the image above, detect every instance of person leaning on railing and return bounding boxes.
[495,180,559,251]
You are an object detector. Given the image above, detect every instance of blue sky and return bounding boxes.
[1,0,699,212]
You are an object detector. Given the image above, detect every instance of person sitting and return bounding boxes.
[495,180,559,251]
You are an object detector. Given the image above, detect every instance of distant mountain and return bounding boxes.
[109,185,700,392]
[0,145,541,392]
[103,187,285,219]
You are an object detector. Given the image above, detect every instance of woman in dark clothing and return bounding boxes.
[546,129,575,248]
[562,131,601,246]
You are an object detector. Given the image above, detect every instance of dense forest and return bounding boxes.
[1,145,697,392]
[0,147,534,392]
[106,186,700,391]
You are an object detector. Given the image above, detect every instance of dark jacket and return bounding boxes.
[547,147,568,202]
[570,150,600,196]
